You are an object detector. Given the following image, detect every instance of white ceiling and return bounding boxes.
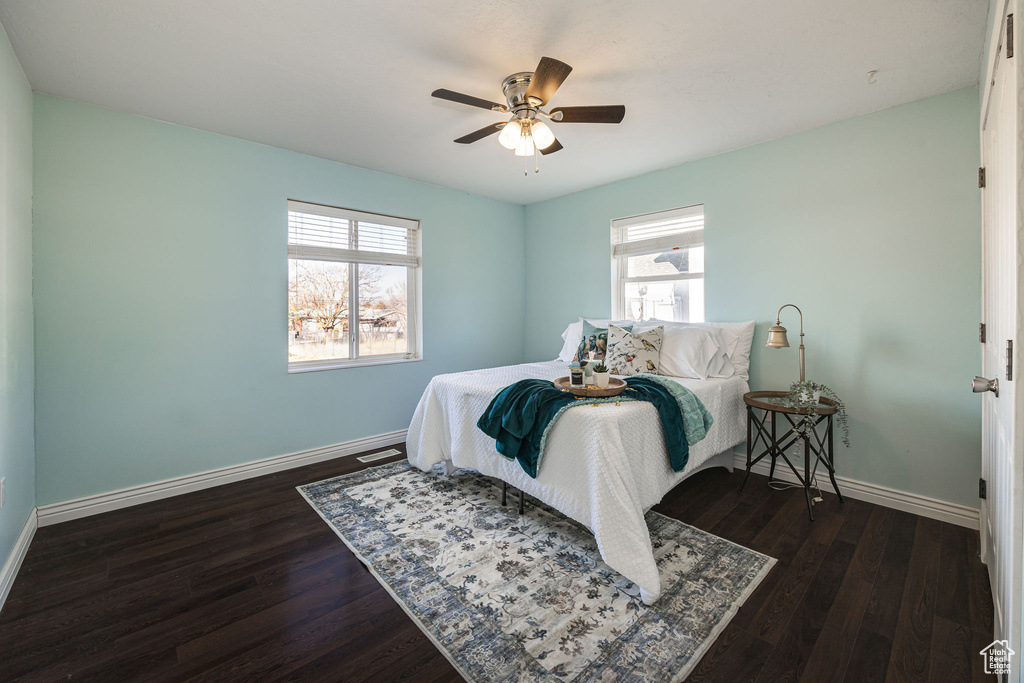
[0,0,990,204]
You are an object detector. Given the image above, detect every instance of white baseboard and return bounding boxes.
[26,431,979,533]
[36,430,408,527]
[731,451,980,529]
[0,510,38,612]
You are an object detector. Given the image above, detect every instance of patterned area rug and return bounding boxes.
[298,461,775,682]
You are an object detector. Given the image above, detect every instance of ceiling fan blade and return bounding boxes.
[540,138,563,155]
[432,88,505,111]
[525,57,573,105]
[550,105,625,124]
[454,123,505,144]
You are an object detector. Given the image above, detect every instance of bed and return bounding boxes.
[406,359,749,604]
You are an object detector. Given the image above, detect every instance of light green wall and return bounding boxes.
[524,87,982,507]
[0,25,34,565]
[32,95,525,505]
[31,86,984,510]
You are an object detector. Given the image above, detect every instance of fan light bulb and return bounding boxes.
[514,135,536,157]
[498,119,521,149]
[531,120,555,150]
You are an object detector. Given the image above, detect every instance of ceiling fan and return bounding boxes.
[432,56,625,174]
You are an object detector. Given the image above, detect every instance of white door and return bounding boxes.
[979,7,1021,672]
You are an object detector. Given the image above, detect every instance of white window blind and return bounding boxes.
[612,204,704,257]
[287,200,420,267]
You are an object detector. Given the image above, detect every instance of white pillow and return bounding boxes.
[634,322,718,379]
[583,317,637,329]
[556,320,584,362]
[701,321,755,379]
[636,319,729,377]
[703,327,736,378]
[636,319,756,379]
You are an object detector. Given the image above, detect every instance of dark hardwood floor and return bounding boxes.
[0,446,994,682]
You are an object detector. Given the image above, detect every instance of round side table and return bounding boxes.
[741,391,843,521]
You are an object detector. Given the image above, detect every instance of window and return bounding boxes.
[287,200,421,371]
[611,204,704,322]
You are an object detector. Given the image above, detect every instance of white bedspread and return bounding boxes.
[406,361,748,604]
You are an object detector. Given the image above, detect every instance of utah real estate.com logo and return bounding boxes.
[980,639,1014,676]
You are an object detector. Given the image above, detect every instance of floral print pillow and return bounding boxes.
[605,324,663,375]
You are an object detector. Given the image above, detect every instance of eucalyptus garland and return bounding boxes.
[785,380,850,448]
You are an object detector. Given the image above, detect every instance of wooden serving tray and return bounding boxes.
[554,376,627,397]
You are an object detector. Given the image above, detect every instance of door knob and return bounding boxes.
[973,376,999,397]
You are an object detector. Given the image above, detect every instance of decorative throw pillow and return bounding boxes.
[605,324,663,375]
[573,320,633,363]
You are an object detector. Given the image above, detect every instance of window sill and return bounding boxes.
[288,356,422,374]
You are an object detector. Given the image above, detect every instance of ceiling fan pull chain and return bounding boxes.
[534,145,540,174]
[523,124,528,175]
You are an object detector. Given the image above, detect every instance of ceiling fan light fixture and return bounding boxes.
[498,119,522,149]
[433,56,624,171]
[531,120,555,150]
[513,135,536,157]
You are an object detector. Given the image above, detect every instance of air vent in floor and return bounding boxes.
[356,448,402,463]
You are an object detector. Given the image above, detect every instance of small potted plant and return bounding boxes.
[592,363,611,388]
[786,380,850,448]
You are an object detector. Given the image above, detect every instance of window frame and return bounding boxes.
[610,204,705,322]
[287,199,423,373]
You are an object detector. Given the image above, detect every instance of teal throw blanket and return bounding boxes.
[476,374,714,478]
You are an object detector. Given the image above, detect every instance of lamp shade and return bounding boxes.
[766,324,790,348]
[514,135,536,157]
[531,120,556,150]
[498,119,522,149]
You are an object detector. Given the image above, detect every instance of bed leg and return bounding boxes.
[501,481,507,506]
[519,488,525,514]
